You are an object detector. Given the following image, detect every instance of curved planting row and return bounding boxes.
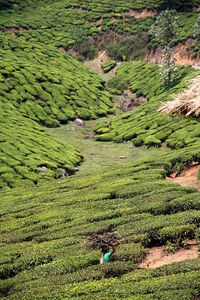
[0,34,113,127]
[0,1,199,52]
[95,61,200,150]
[0,103,82,190]
[0,149,200,298]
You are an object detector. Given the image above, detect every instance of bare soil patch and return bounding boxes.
[84,51,120,80]
[166,163,200,191]
[3,27,26,37]
[139,240,199,269]
[126,9,156,19]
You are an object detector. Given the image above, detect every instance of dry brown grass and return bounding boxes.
[158,76,200,118]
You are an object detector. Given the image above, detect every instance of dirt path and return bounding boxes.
[139,240,199,269]
[166,164,200,191]
[84,51,121,81]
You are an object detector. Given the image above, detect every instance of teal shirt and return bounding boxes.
[103,252,111,262]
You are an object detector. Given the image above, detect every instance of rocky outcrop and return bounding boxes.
[122,92,147,112]
[74,118,85,127]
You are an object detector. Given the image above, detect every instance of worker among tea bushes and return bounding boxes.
[100,245,115,264]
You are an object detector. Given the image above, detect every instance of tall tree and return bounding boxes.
[160,0,199,10]
[150,9,179,88]
[194,14,200,42]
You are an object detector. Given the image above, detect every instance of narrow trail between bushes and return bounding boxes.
[166,164,200,191]
[139,240,199,269]
[84,51,121,81]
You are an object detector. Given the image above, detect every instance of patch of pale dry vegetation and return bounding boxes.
[158,76,200,118]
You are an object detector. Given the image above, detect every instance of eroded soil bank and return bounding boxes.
[146,39,200,66]
[166,163,200,191]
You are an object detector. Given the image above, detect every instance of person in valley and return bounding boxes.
[100,244,115,264]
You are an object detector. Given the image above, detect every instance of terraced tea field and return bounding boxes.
[0,1,200,299]
[1,152,200,299]
[96,61,200,150]
[0,107,82,189]
[0,0,199,58]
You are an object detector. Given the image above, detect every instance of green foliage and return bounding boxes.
[101,60,116,73]
[150,10,179,88]
[0,37,113,125]
[194,14,200,42]
[0,2,200,299]
[0,160,200,299]
[0,0,198,58]
[144,136,162,147]
[0,107,82,189]
[104,33,148,61]
[96,61,200,152]
[73,31,98,59]
[150,9,178,46]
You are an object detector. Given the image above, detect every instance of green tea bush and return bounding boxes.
[159,224,196,244]
[0,106,82,189]
[101,60,116,73]
[144,136,162,147]
[0,36,113,126]
[0,159,200,298]
[96,61,200,153]
[0,0,198,59]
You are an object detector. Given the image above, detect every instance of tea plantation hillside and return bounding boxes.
[0,103,82,190]
[0,1,200,299]
[95,61,200,151]
[0,35,113,126]
[0,0,199,57]
[1,151,200,299]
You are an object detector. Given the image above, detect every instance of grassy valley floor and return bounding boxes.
[46,120,170,175]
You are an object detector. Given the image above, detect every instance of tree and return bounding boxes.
[194,14,200,43]
[160,0,197,10]
[150,9,179,88]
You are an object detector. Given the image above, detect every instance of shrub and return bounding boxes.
[144,136,162,147]
[159,224,196,244]
[101,60,116,73]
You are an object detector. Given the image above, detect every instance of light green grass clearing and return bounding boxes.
[46,119,170,175]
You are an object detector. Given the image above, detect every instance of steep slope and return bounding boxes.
[0,103,82,190]
[0,1,200,299]
[0,0,199,56]
[95,61,200,151]
[0,34,113,126]
[0,152,200,299]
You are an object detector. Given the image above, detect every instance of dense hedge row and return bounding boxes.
[95,61,200,150]
[0,158,199,299]
[0,103,82,190]
[0,34,113,127]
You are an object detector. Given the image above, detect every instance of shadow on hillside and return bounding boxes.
[0,1,12,10]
